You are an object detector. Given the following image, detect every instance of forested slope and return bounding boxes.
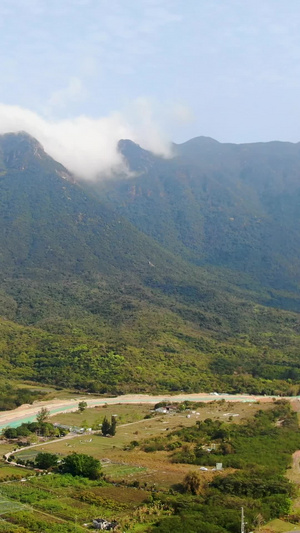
[95,137,300,306]
[1,132,300,395]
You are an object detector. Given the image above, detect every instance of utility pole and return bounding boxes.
[241,507,245,533]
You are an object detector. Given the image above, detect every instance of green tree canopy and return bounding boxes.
[60,453,101,479]
[78,401,88,412]
[110,415,117,436]
[35,452,58,470]
[36,407,50,425]
[101,416,111,436]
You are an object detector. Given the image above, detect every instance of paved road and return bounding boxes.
[0,392,294,429]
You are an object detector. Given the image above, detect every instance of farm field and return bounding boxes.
[0,399,296,532]
[0,474,153,532]
[0,464,32,480]
[12,400,275,490]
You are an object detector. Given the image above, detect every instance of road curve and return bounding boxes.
[0,392,295,429]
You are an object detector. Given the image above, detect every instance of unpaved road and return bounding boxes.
[0,392,291,429]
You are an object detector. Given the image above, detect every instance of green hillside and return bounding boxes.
[1,132,300,395]
[94,137,300,305]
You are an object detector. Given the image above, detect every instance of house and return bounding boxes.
[92,518,118,530]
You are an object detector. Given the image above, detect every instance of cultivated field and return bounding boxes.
[0,399,287,532]
[18,400,274,489]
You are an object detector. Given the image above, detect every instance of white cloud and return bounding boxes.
[0,99,172,180]
[126,97,173,157]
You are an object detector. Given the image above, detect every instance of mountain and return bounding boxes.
[94,137,300,307]
[1,131,300,396]
[0,132,203,320]
[0,132,170,277]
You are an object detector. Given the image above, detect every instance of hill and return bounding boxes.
[0,132,300,395]
[94,137,300,308]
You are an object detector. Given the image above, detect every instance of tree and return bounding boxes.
[101,416,111,436]
[101,415,117,436]
[35,452,58,470]
[110,415,117,436]
[78,401,87,413]
[3,427,18,439]
[60,452,101,479]
[16,424,31,437]
[36,407,50,425]
[183,471,203,495]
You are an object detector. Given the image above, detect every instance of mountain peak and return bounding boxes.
[118,139,157,172]
[2,130,44,155]
[0,131,47,171]
[176,136,220,147]
[118,139,149,156]
[0,131,75,183]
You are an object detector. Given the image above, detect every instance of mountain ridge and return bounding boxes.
[92,136,300,303]
[1,131,300,395]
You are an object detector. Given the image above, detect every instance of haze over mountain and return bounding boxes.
[1,131,300,395]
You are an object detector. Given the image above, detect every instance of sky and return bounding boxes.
[0,0,300,178]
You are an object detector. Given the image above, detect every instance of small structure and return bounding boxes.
[165,405,177,412]
[93,518,118,530]
[216,463,223,470]
[53,423,85,434]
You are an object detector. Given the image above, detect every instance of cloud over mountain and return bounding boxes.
[0,100,172,179]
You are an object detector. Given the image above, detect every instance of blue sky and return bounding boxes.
[0,0,300,177]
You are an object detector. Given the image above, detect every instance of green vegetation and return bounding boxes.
[1,133,300,397]
[3,421,67,440]
[1,309,300,395]
[139,400,300,472]
[78,401,87,412]
[60,452,102,479]
[3,133,300,529]
[100,138,300,306]
[101,415,117,436]
[0,402,298,532]
[35,452,58,470]
[36,407,50,425]
[0,381,45,411]
[147,402,300,532]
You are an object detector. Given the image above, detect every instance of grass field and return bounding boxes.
[261,519,300,533]
[103,463,147,479]
[0,443,18,456]
[0,400,285,532]
[50,402,151,427]
[0,465,32,480]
